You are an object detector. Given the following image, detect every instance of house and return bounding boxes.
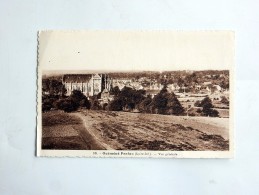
[149,83,161,90]
[206,86,211,93]
[167,84,175,92]
[203,81,212,85]
[213,85,222,91]
[174,84,181,91]
[195,84,202,90]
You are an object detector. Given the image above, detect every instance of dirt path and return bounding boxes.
[72,111,114,150]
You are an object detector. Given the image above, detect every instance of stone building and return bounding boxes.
[62,74,112,97]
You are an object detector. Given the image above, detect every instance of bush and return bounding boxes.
[202,101,219,117]
[210,109,219,117]
[107,98,123,111]
[42,90,90,113]
[69,90,91,109]
[103,103,108,110]
[202,108,219,117]
[42,101,52,112]
[196,108,202,113]
[110,86,120,96]
[79,98,91,109]
[200,96,212,107]
[42,78,67,96]
[42,95,59,112]
[194,100,201,107]
[57,98,79,112]
[187,109,197,116]
[143,87,184,115]
[89,96,101,110]
[137,96,152,113]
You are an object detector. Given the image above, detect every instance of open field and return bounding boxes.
[42,110,229,151]
[42,111,105,150]
[73,110,229,151]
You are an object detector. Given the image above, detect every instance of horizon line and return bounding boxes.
[42,69,230,74]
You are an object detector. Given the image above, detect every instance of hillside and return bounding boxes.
[73,110,229,151]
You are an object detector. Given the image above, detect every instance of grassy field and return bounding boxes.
[74,110,229,151]
[42,110,229,151]
[42,111,105,150]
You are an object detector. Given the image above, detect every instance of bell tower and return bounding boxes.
[92,74,102,95]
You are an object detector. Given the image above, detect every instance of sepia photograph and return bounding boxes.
[37,31,234,158]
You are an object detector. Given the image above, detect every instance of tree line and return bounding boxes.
[42,78,222,117]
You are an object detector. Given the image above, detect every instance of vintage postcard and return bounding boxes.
[37,30,234,158]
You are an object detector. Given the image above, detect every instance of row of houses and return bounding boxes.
[61,74,228,105]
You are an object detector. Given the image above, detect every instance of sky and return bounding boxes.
[39,31,234,72]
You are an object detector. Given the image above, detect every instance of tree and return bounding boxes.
[111,87,146,111]
[42,95,59,112]
[166,92,184,115]
[89,95,101,110]
[107,98,123,111]
[70,90,85,102]
[151,90,168,114]
[70,90,91,109]
[137,95,152,113]
[220,80,229,90]
[132,89,146,106]
[42,78,67,96]
[57,98,79,112]
[49,79,67,96]
[42,79,50,94]
[200,96,212,107]
[103,103,108,110]
[194,100,201,107]
[200,97,219,117]
[110,86,120,96]
[79,98,91,109]
[202,103,219,117]
[177,78,185,88]
[42,98,52,112]
[147,85,184,115]
[53,90,90,112]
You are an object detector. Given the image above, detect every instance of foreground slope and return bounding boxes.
[73,110,229,151]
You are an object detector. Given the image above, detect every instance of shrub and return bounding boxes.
[42,101,52,112]
[137,96,152,113]
[194,100,201,107]
[196,108,202,113]
[188,110,196,116]
[57,98,79,112]
[107,98,123,111]
[200,96,212,107]
[103,103,108,110]
[209,109,219,117]
[79,98,91,109]
[202,101,219,117]
[89,96,101,110]
[42,95,59,112]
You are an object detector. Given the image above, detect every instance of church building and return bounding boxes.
[62,74,112,97]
